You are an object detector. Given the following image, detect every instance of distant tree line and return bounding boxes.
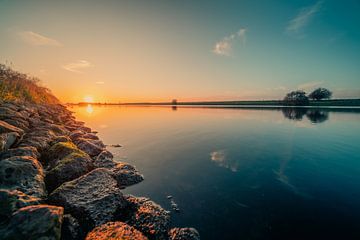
[283,88,332,106]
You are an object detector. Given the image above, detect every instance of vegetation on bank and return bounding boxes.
[0,64,59,104]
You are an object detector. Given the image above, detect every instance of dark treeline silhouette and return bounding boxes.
[283,88,333,106]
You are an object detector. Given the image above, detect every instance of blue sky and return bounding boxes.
[0,0,359,102]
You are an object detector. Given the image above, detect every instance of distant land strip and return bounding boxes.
[69,99,360,107]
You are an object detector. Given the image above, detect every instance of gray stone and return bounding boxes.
[0,146,40,160]
[111,162,144,188]
[1,204,63,240]
[0,156,46,198]
[0,132,20,151]
[169,228,201,240]
[76,138,104,157]
[0,120,24,135]
[94,150,116,168]
[48,168,127,231]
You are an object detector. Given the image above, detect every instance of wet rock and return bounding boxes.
[48,168,127,231]
[0,120,24,135]
[45,152,94,192]
[111,162,144,188]
[0,132,20,151]
[94,150,116,168]
[75,138,104,157]
[126,196,171,240]
[0,156,46,198]
[0,146,39,160]
[85,221,148,240]
[61,214,81,240]
[0,189,40,222]
[1,204,63,240]
[169,228,200,240]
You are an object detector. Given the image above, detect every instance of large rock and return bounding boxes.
[0,146,40,160]
[0,189,40,222]
[86,222,148,240]
[48,168,127,231]
[42,141,87,168]
[0,156,46,198]
[94,150,116,168]
[75,138,104,157]
[0,205,63,240]
[1,118,29,131]
[125,196,171,240]
[0,120,24,135]
[0,132,20,151]
[45,152,94,192]
[169,228,201,240]
[111,162,144,188]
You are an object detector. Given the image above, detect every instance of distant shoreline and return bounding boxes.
[68,98,360,107]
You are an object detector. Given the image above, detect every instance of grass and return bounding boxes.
[0,64,59,104]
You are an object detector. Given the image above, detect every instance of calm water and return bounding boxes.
[72,105,360,240]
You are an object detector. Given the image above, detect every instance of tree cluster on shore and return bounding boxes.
[283,88,332,106]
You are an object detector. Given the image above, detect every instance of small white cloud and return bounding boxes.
[213,28,247,56]
[286,1,323,37]
[297,81,324,91]
[62,60,92,73]
[18,31,62,46]
[95,81,105,84]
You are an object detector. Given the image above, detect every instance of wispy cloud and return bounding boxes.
[286,1,323,37]
[213,28,247,56]
[297,81,323,91]
[62,60,92,73]
[18,31,62,46]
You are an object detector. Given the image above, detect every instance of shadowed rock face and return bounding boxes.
[0,132,20,152]
[0,146,40,160]
[0,156,46,199]
[0,189,40,222]
[0,204,64,240]
[111,163,144,188]
[45,152,94,193]
[48,168,128,232]
[169,228,201,240]
[85,221,148,240]
[0,120,24,135]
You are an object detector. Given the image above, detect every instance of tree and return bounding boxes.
[308,88,332,100]
[283,90,309,106]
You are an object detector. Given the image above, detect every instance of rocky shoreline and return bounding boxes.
[0,102,200,240]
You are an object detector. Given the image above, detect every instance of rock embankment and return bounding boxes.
[0,102,200,240]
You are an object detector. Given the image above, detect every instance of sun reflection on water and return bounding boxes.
[86,104,93,114]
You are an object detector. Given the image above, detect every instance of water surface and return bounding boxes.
[72,105,360,240]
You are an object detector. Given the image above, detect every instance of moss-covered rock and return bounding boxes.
[0,204,63,240]
[0,156,46,199]
[85,222,148,240]
[45,152,94,192]
[42,141,86,168]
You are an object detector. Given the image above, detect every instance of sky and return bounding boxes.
[0,0,359,103]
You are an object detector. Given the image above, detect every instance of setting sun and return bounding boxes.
[83,96,94,103]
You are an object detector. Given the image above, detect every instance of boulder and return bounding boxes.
[85,222,148,240]
[45,152,94,192]
[111,162,144,188]
[42,141,87,168]
[0,189,40,221]
[48,168,127,231]
[0,156,46,198]
[0,132,20,151]
[125,196,171,240]
[1,205,63,240]
[0,146,39,161]
[0,120,24,135]
[76,138,104,157]
[51,135,72,145]
[1,118,29,131]
[94,150,116,168]
[169,228,201,240]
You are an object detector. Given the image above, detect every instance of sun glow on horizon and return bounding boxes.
[84,96,94,103]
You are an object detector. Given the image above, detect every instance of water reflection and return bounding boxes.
[282,108,329,123]
[86,104,93,114]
